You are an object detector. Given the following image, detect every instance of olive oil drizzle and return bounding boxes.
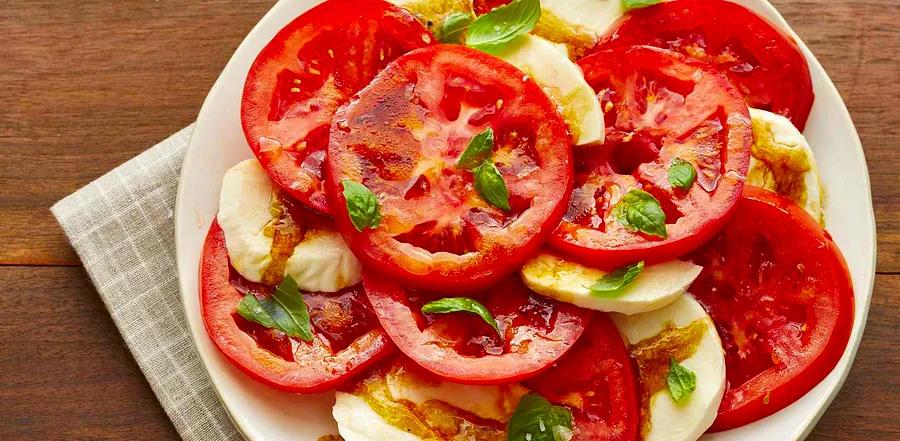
[260,190,305,286]
[628,318,707,439]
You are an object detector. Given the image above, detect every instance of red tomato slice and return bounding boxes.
[199,220,394,392]
[551,46,751,269]
[527,314,639,441]
[362,272,592,384]
[473,0,511,14]
[327,44,573,292]
[688,186,854,431]
[595,0,814,130]
[241,0,433,214]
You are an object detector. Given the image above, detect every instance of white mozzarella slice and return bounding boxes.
[520,253,702,315]
[747,108,825,224]
[534,0,625,58]
[494,35,605,145]
[217,159,361,292]
[333,393,421,441]
[610,294,726,441]
[386,0,474,39]
[333,360,527,440]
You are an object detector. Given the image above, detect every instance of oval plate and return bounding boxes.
[174,1,877,440]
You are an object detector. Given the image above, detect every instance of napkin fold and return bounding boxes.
[51,126,241,441]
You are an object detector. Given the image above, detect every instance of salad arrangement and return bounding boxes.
[198,0,854,440]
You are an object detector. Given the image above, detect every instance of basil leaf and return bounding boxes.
[613,189,667,239]
[466,0,541,52]
[666,357,697,403]
[589,261,644,295]
[474,162,511,211]
[457,128,494,170]
[341,179,381,232]
[235,275,313,342]
[438,12,473,44]
[622,0,664,10]
[508,393,573,441]
[421,297,502,338]
[668,158,697,190]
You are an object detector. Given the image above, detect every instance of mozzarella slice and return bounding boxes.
[217,159,361,292]
[747,108,825,224]
[534,0,625,58]
[520,253,702,315]
[334,359,527,441]
[494,35,605,145]
[386,0,474,38]
[610,294,726,441]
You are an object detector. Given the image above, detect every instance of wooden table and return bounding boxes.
[0,0,897,439]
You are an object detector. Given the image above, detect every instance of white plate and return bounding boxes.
[174,1,877,440]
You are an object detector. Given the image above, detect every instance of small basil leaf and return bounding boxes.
[457,128,494,170]
[589,261,645,296]
[667,357,697,403]
[508,393,574,441]
[614,189,667,239]
[438,12,473,44]
[622,0,664,10]
[668,158,697,190]
[341,179,381,232]
[421,297,502,338]
[474,162,511,211]
[235,275,313,342]
[466,0,541,52]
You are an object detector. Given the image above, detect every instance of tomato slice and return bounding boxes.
[241,0,433,214]
[473,0,510,14]
[362,272,592,384]
[199,220,394,392]
[327,44,573,291]
[527,314,639,441]
[688,186,854,431]
[595,0,813,130]
[550,45,751,269]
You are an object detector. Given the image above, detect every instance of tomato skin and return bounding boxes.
[199,220,394,393]
[363,272,592,385]
[241,0,433,214]
[327,44,573,292]
[552,46,751,270]
[527,314,639,441]
[595,0,814,130]
[688,186,854,431]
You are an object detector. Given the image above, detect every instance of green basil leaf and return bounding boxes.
[668,158,697,190]
[474,162,511,211]
[465,0,541,52]
[666,357,697,403]
[438,12,473,44]
[613,189,667,239]
[341,179,381,232]
[622,0,664,10]
[235,275,313,342]
[507,393,574,441]
[589,261,645,296]
[457,128,495,170]
[421,297,502,338]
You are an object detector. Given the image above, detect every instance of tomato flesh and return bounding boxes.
[327,44,572,291]
[241,0,433,213]
[595,0,814,130]
[688,186,854,431]
[363,272,592,384]
[551,46,751,269]
[200,220,394,392]
[527,314,640,441]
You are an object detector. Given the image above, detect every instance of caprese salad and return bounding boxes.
[198,0,854,440]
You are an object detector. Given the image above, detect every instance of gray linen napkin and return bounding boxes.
[51,126,241,441]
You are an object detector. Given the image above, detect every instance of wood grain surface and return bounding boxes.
[0,0,897,440]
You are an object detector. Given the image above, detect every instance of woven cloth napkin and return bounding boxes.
[51,126,242,441]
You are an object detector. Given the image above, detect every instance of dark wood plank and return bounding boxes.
[0,0,897,269]
[0,266,178,440]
